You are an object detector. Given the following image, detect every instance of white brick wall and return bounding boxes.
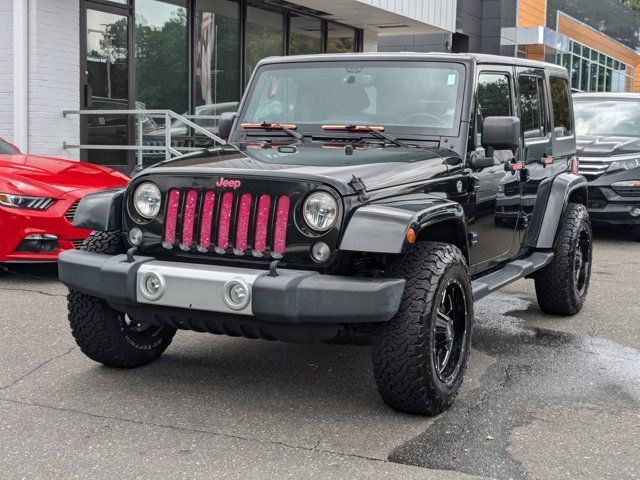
[28,0,79,159]
[0,0,14,143]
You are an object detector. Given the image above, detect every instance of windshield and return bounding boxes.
[240,61,466,136]
[0,138,17,154]
[574,99,640,136]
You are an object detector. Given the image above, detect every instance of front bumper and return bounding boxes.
[58,250,405,325]
[587,185,640,225]
[0,192,91,262]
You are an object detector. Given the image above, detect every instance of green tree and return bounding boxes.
[547,0,640,51]
[623,0,640,13]
[135,9,188,113]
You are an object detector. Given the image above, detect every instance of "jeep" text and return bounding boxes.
[216,178,241,189]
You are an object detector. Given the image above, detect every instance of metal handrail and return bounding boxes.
[62,109,227,167]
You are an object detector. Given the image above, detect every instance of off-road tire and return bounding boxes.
[68,231,176,368]
[534,203,592,315]
[372,241,473,416]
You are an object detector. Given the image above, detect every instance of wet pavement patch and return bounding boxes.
[389,292,640,479]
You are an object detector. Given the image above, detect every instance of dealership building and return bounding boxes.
[1,0,639,173]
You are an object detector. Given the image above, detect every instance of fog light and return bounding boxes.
[25,234,57,240]
[139,272,165,301]
[16,234,59,253]
[128,227,143,246]
[222,279,251,310]
[311,242,330,263]
[631,207,640,217]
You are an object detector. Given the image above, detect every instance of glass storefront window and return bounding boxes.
[558,41,634,93]
[580,59,590,91]
[604,68,612,91]
[327,23,357,53]
[289,14,322,55]
[195,0,240,107]
[590,63,599,91]
[571,55,581,90]
[135,0,188,114]
[86,8,130,166]
[245,6,285,84]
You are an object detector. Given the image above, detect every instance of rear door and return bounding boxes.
[515,69,573,250]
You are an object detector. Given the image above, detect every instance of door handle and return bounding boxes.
[504,159,525,172]
[538,154,553,166]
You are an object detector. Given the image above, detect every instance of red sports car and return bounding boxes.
[0,137,129,262]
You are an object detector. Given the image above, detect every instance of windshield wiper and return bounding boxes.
[322,124,412,148]
[241,121,307,142]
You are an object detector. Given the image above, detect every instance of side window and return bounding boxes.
[518,75,546,140]
[476,73,512,146]
[549,77,573,137]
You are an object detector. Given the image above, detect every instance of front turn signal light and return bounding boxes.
[406,228,416,244]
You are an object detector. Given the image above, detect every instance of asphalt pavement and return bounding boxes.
[0,228,638,479]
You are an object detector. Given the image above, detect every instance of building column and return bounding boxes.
[13,0,28,151]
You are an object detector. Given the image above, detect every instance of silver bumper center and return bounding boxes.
[136,261,265,315]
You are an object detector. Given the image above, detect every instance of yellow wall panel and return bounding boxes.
[518,0,547,27]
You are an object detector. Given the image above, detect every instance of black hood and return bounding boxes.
[144,142,452,195]
[576,135,640,158]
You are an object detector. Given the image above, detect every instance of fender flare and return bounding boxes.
[73,188,124,231]
[339,196,468,258]
[525,173,588,249]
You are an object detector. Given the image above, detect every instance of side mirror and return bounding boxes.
[217,112,236,142]
[481,116,521,153]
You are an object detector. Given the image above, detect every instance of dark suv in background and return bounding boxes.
[573,93,640,240]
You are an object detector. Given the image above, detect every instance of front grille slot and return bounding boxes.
[578,157,610,179]
[162,189,291,258]
[613,186,640,197]
[65,200,79,222]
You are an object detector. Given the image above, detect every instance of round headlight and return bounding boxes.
[303,192,337,232]
[133,182,161,219]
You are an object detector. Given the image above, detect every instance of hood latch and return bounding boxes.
[348,175,370,202]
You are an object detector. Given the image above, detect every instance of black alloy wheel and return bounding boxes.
[433,279,468,384]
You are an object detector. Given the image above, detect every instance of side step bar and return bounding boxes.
[471,251,554,301]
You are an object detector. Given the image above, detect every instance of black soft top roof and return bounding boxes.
[255,52,568,75]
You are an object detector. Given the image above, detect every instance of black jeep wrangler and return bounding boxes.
[59,53,592,415]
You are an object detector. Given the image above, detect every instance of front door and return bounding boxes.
[468,68,522,274]
[81,1,134,172]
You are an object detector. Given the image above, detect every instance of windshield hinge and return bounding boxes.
[349,175,370,202]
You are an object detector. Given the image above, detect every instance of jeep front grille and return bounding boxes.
[162,189,291,258]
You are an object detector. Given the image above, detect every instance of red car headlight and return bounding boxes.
[0,193,55,210]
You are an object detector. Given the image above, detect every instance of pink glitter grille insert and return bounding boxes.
[164,189,181,246]
[235,193,252,252]
[180,190,198,248]
[273,196,290,255]
[217,191,233,250]
[199,191,215,248]
[253,194,271,253]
